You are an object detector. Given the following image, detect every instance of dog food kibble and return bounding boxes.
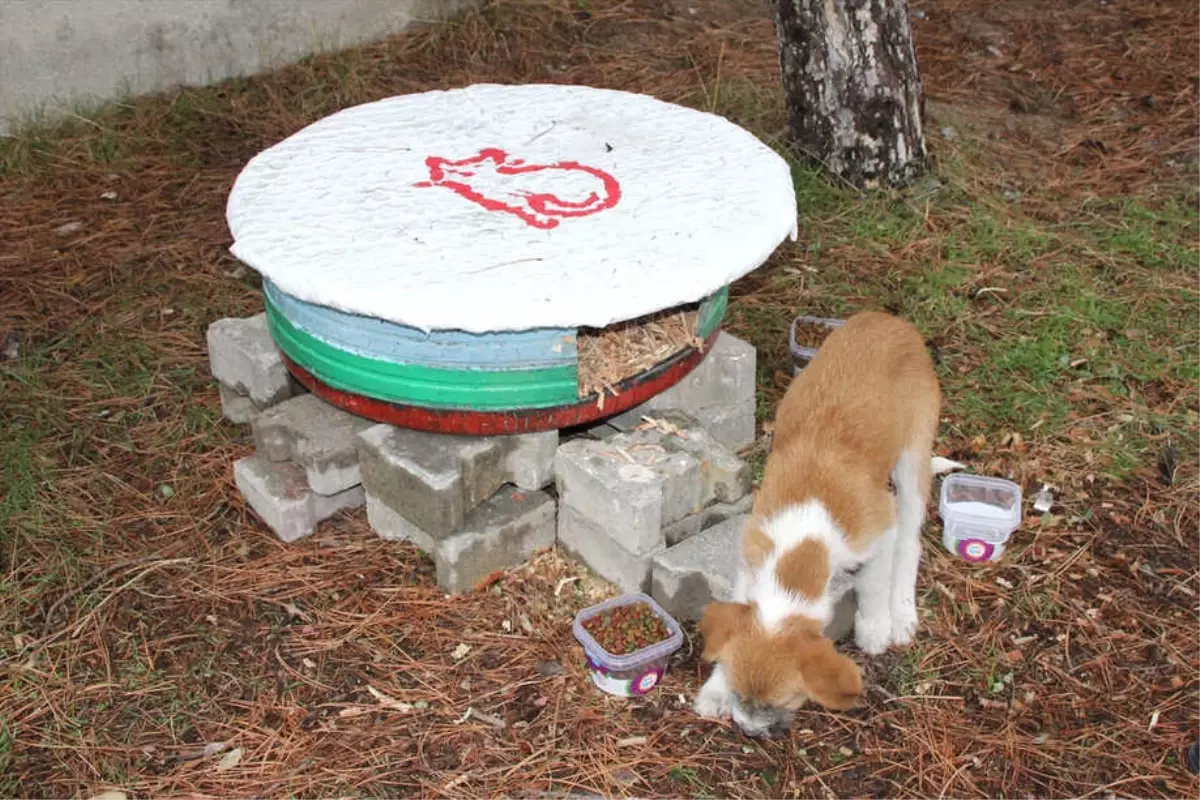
[792,320,834,349]
[582,603,670,655]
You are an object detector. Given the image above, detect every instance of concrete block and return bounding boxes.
[365,492,437,553]
[252,393,374,495]
[651,514,744,621]
[558,504,661,594]
[357,424,556,538]
[607,333,758,452]
[695,398,757,452]
[504,430,558,491]
[207,313,297,407]
[642,332,756,416]
[662,494,754,546]
[435,486,556,594]
[218,382,261,424]
[587,423,622,440]
[555,435,705,556]
[826,591,858,643]
[234,454,364,543]
[611,411,750,505]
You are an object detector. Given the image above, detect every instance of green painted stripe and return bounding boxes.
[265,302,580,410]
[697,286,729,338]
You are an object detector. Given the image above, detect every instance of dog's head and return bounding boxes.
[699,602,862,737]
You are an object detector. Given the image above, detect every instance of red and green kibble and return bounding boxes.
[582,603,670,655]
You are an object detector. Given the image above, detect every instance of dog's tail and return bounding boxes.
[931,456,966,475]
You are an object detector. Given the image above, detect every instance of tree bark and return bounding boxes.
[772,0,927,188]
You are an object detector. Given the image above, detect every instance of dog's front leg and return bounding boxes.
[852,528,897,655]
[693,663,734,719]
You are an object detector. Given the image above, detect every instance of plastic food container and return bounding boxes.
[939,474,1023,562]
[790,315,844,374]
[571,593,684,697]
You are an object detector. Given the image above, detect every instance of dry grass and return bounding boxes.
[1,0,1197,798]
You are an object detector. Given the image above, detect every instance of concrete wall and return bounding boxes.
[0,0,475,134]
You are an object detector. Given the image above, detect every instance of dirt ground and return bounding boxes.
[1,1,1197,798]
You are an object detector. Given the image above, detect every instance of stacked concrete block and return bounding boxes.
[356,424,559,593]
[651,514,744,620]
[252,394,374,495]
[231,392,373,541]
[207,313,303,423]
[607,331,758,451]
[233,455,364,543]
[555,414,753,594]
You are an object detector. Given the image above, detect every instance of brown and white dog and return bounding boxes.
[693,311,960,736]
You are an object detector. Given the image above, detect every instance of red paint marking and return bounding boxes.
[415,147,621,230]
[280,328,720,435]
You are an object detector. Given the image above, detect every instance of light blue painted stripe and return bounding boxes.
[263,280,578,370]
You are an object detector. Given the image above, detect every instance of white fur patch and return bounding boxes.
[747,500,870,633]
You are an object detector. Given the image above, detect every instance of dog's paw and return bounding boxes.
[693,685,734,719]
[889,600,919,647]
[854,613,893,655]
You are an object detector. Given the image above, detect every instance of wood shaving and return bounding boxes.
[577,305,702,399]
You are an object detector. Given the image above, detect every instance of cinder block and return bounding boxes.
[826,591,857,643]
[207,314,297,407]
[357,424,557,538]
[607,333,758,452]
[365,492,437,553]
[695,398,757,452]
[587,423,622,440]
[558,504,661,594]
[662,493,754,546]
[611,411,750,505]
[218,383,262,424]
[555,436,704,556]
[234,454,364,543]
[651,514,744,621]
[642,332,756,416]
[435,486,556,593]
[252,394,374,495]
[506,430,559,490]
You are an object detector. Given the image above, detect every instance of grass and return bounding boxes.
[0,0,1197,798]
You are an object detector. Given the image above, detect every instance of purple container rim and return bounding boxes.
[571,593,684,672]
[790,314,845,360]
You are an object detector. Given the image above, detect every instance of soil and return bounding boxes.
[582,603,671,655]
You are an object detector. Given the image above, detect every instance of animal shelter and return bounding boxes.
[208,82,796,604]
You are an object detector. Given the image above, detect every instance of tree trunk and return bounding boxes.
[772,0,927,188]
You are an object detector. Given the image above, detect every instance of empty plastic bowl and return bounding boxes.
[790,315,844,374]
[939,474,1023,562]
[572,593,683,697]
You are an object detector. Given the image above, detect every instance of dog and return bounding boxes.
[693,311,960,737]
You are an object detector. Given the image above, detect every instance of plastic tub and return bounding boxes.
[572,593,684,697]
[939,474,1023,562]
[790,315,844,374]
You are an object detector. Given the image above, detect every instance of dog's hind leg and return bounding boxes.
[888,437,935,648]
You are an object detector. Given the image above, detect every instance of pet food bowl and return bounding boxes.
[939,474,1023,563]
[790,314,844,374]
[572,593,683,697]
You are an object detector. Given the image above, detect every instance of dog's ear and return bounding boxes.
[795,635,863,710]
[698,602,754,663]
